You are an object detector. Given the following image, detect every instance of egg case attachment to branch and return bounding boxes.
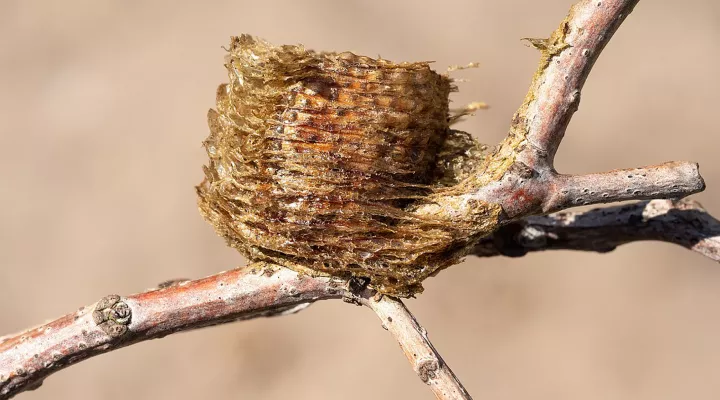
[197,35,501,296]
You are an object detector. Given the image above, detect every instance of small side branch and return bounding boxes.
[543,162,704,213]
[474,199,720,261]
[363,296,472,400]
[483,162,704,220]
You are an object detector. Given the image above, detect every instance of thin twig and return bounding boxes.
[362,296,472,400]
[543,162,704,214]
[474,199,720,261]
[480,161,704,219]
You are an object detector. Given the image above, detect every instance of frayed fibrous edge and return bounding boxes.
[196,35,502,296]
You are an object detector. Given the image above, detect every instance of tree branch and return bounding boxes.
[513,0,640,169]
[0,1,712,399]
[4,198,718,399]
[0,265,339,398]
[0,266,465,400]
[474,199,720,261]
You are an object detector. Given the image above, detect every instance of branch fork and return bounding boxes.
[474,0,702,221]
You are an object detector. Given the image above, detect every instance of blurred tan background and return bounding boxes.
[1,0,719,399]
